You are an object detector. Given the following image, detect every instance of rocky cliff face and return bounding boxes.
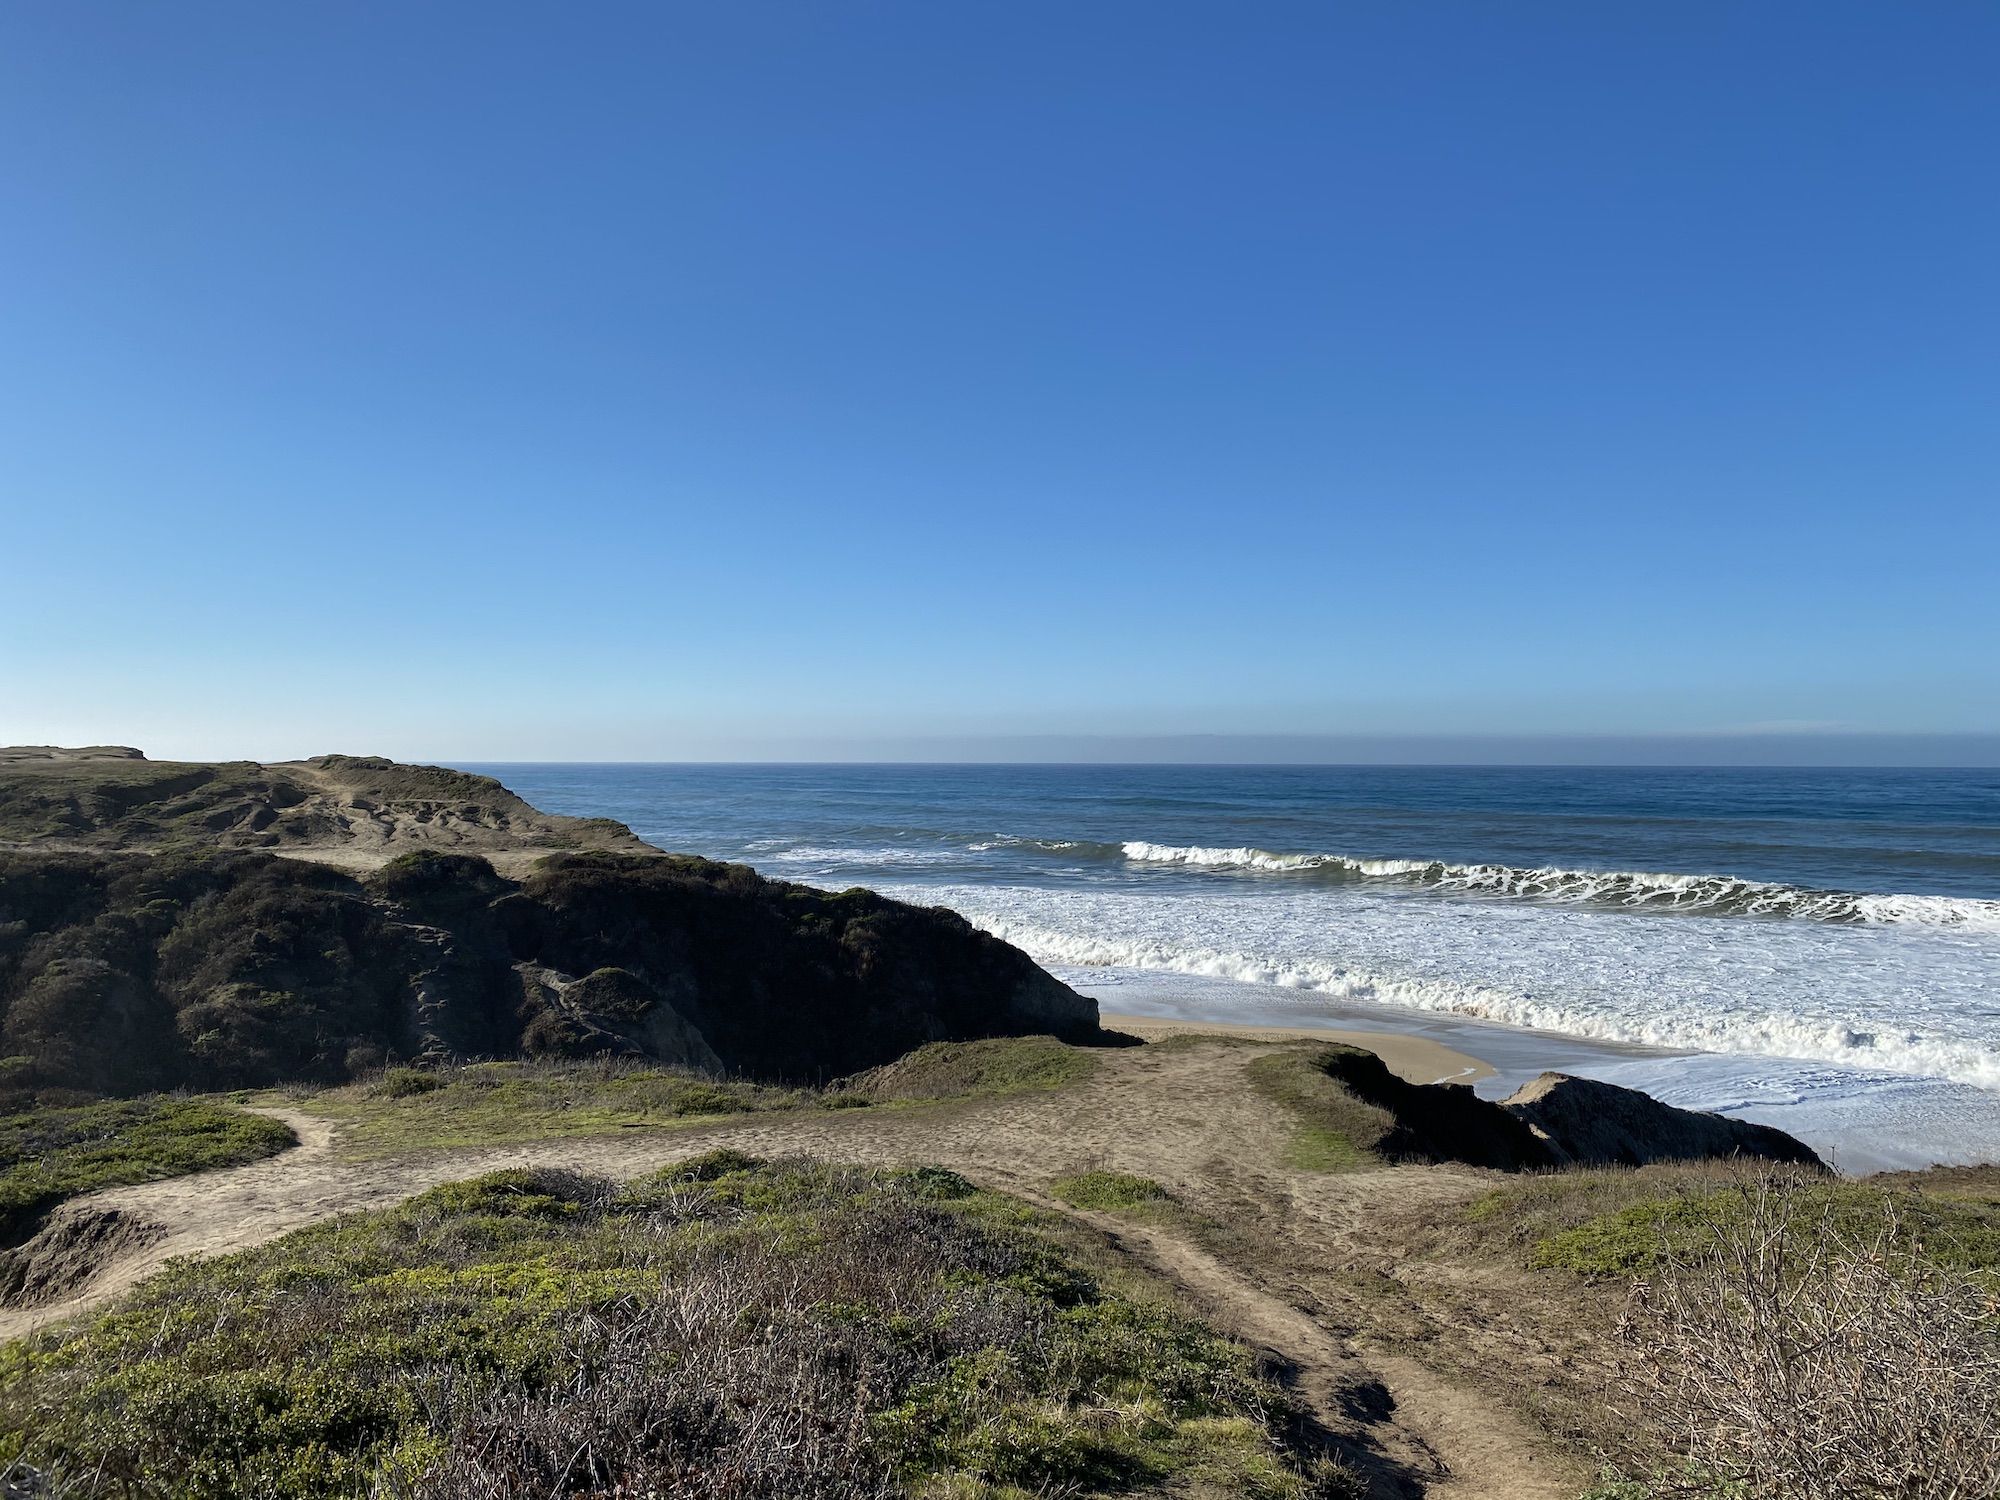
[0,846,1099,1100]
[0,751,1101,1100]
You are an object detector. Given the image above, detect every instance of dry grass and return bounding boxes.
[1607,1176,2000,1498]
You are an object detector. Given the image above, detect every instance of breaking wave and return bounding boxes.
[1114,841,2000,930]
[974,915,2000,1091]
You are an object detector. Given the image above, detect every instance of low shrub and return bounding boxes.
[0,1156,1325,1499]
[1606,1176,2000,1499]
[1052,1170,1175,1213]
[375,1068,443,1099]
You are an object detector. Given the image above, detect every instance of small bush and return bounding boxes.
[1052,1170,1174,1212]
[649,1147,764,1185]
[900,1165,977,1201]
[375,1068,443,1099]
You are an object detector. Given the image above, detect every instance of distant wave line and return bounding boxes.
[752,833,2000,930]
[848,833,2000,930]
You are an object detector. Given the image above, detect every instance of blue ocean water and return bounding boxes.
[469,764,2000,1167]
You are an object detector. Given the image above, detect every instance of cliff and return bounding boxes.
[0,751,1099,1098]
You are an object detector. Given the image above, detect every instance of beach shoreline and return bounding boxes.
[1101,1012,1494,1087]
[1081,969,2000,1175]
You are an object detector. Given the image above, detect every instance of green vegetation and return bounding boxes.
[0,753,631,856]
[1245,1049,1387,1171]
[1535,1180,2000,1279]
[0,1154,1338,1499]
[291,1040,1111,1158]
[851,1034,1098,1102]
[0,757,292,849]
[1460,1164,2000,1279]
[1052,1170,1175,1213]
[0,1097,295,1243]
[293,1058,826,1156]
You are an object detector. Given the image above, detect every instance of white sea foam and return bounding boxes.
[968,837,1091,853]
[989,915,2000,1089]
[761,845,971,868]
[1117,841,2000,930]
[856,877,2000,1095]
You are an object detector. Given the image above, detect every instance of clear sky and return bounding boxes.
[3,3,1995,763]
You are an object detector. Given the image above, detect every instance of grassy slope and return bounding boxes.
[0,1098,295,1243]
[847,1035,1099,1101]
[1243,1049,1389,1171]
[1464,1163,2000,1278]
[285,1059,828,1156]
[0,1154,1340,1499]
[287,1037,1099,1157]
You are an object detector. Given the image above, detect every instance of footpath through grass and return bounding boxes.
[0,1152,1351,1499]
[0,1097,295,1245]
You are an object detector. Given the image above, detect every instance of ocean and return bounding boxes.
[466,763,2000,1172]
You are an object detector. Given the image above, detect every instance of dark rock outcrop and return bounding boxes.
[0,751,1101,1097]
[1312,1046,1555,1170]
[0,846,1100,1100]
[1301,1046,1824,1173]
[1501,1071,1825,1169]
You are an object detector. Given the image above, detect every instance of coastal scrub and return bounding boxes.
[0,1153,1333,1499]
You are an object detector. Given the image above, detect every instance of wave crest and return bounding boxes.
[1116,841,2000,931]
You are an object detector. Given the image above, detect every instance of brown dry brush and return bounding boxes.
[1612,1176,2000,1500]
[372,1188,1063,1499]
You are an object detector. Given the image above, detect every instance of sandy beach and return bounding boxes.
[1102,1011,1494,1086]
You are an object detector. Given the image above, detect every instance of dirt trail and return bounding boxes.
[1,1044,1580,1499]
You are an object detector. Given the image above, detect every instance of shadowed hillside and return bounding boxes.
[0,752,1099,1101]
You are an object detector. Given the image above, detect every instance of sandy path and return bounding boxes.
[1,1042,1578,1499]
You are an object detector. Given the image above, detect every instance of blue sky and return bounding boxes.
[3,3,1995,763]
